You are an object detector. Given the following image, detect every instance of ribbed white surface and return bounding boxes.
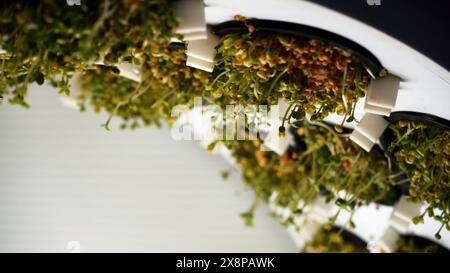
[0,84,297,253]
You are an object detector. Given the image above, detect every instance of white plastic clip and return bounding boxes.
[364,75,401,116]
[115,63,141,82]
[350,113,389,152]
[186,29,219,63]
[60,73,83,109]
[287,219,322,250]
[186,57,215,72]
[186,28,219,72]
[173,0,207,42]
[93,61,141,83]
[368,226,400,253]
[389,196,423,233]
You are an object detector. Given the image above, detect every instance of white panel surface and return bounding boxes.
[0,84,297,253]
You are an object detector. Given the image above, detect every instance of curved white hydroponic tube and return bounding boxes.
[204,0,450,122]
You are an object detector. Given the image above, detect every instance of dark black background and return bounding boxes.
[0,253,444,272]
[310,0,450,71]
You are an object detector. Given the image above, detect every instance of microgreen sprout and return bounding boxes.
[388,120,450,239]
